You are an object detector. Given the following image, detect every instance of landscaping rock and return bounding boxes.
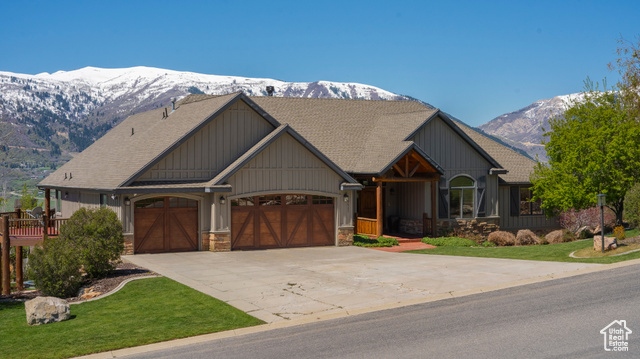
[593,236,618,251]
[516,230,539,245]
[546,229,574,244]
[25,296,70,326]
[487,231,515,246]
[575,226,593,239]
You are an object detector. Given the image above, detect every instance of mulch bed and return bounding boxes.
[620,235,640,245]
[0,261,157,303]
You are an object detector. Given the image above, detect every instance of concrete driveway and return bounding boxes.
[123,247,600,323]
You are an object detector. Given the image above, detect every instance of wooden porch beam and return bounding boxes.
[408,162,421,177]
[376,181,383,238]
[392,164,406,178]
[405,156,409,179]
[44,188,51,219]
[2,215,9,295]
[410,152,437,173]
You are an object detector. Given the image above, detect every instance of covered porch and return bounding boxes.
[353,148,441,238]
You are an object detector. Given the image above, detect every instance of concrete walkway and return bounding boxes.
[123,247,600,324]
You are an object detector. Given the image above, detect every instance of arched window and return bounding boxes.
[450,176,475,219]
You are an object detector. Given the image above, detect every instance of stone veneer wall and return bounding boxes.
[399,219,423,235]
[123,235,134,255]
[338,227,354,246]
[210,233,231,252]
[201,232,211,251]
[436,218,500,239]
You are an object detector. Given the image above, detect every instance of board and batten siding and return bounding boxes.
[411,115,499,218]
[397,182,426,220]
[498,185,559,230]
[137,101,274,181]
[229,133,343,197]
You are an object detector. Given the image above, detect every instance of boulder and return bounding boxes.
[25,297,71,326]
[516,230,540,245]
[575,226,593,239]
[487,231,515,246]
[593,236,618,251]
[546,229,574,244]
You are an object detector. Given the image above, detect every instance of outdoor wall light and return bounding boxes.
[64,191,69,199]
[343,193,349,202]
[220,196,226,205]
[111,194,116,200]
[390,188,395,195]
[124,197,131,206]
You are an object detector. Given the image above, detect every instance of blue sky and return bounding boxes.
[1,0,638,126]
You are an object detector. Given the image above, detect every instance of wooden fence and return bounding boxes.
[355,217,378,237]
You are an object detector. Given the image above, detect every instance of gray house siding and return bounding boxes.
[411,115,498,218]
[138,101,274,181]
[498,185,559,230]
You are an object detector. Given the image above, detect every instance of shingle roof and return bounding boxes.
[40,92,535,192]
[39,92,242,190]
[250,97,444,174]
[452,120,536,184]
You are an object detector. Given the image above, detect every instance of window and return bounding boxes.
[286,195,307,205]
[312,195,333,205]
[100,194,107,208]
[449,176,475,219]
[135,198,164,209]
[56,190,61,213]
[259,195,281,206]
[519,187,543,215]
[231,197,254,207]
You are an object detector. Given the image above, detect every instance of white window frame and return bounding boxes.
[449,175,476,219]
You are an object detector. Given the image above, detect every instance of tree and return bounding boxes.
[625,183,640,227]
[531,80,640,225]
[609,36,640,119]
[19,183,41,210]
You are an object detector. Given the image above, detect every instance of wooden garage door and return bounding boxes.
[134,197,198,253]
[231,194,334,250]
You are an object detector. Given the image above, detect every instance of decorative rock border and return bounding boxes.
[70,275,161,305]
[569,248,640,259]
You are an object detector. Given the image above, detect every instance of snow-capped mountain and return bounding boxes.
[0,66,412,154]
[478,94,582,161]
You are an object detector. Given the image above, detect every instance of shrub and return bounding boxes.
[28,237,83,298]
[482,240,497,247]
[59,207,124,278]
[624,184,640,227]
[613,226,626,240]
[487,231,515,246]
[539,235,549,245]
[558,207,615,233]
[353,235,398,247]
[515,230,540,246]
[422,237,476,247]
[545,229,575,244]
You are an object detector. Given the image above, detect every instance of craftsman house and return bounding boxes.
[39,92,557,254]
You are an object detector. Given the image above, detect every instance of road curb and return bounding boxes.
[74,257,640,358]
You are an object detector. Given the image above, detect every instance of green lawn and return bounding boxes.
[408,237,640,264]
[0,277,265,359]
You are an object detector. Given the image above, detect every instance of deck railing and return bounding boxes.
[355,217,378,236]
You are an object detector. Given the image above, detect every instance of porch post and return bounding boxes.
[2,215,9,295]
[431,178,437,236]
[44,188,51,218]
[16,246,23,291]
[376,181,383,237]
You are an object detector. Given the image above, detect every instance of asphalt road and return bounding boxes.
[127,264,640,359]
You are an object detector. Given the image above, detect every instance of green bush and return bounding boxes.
[482,240,497,247]
[353,235,398,247]
[28,237,83,298]
[625,183,640,227]
[59,207,124,278]
[422,237,476,247]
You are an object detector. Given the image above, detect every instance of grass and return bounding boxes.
[0,277,265,359]
[422,237,476,247]
[353,235,399,247]
[408,229,640,264]
[572,243,640,258]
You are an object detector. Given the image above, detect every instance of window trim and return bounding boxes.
[518,187,543,216]
[449,175,476,219]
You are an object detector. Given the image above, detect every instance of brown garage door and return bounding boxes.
[231,194,334,250]
[134,197,198,253]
